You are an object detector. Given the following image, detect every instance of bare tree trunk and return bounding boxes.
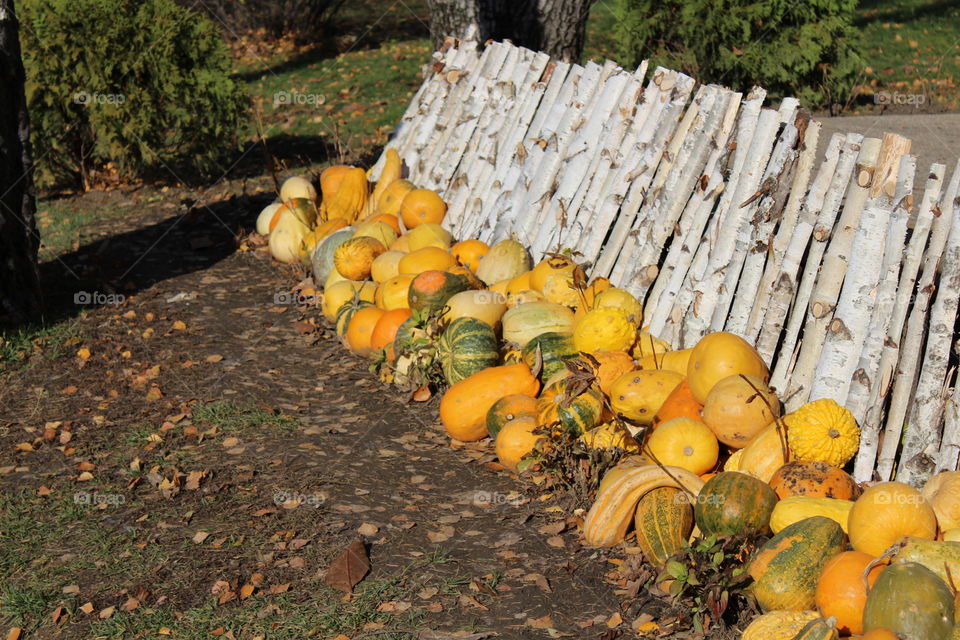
[0,0,41,328]
[428,0,594,62]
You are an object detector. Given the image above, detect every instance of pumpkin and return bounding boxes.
[506,289,545,308]
[377,179,415,216]
[370,250,406,283]
[573,277,613,320]
[475,239,532,286]
[644,417,719,475]
[312,227,355,285]
[352,220,398,248]
[536,380,604,435]
[592,287,643,326]
[686,331,769,403]
[736,422,791,482]
[486,394,538,440]
[740,611,821,640]
[446,264,484,290]
[578,422,639,452]
[769,496,854,534]
[653,380,703,427]
[407,270,471,314]
[789,617,839,640]
[501,301,576,347]
[437,317,499,385]
[944,528,960,542]
[701,374,780,448]
[256,202,282,235]
[451,239,490,272]
[281,175,318,203]
[361,213,401,235]
[389,234,410,253]
[320,164,352,201]
[598,455,654,494]
[573,308,636,353]
[439,363,540,442]
[269,210,312,263]
[442,290,508,330]
[369,308,412,353]
[322,280,376,322]
[541,271,581,307]
[638,348,693,376]
[494,416,542,472]
[748,516,847,612]
[589,350,636,396]
[397,247,456,275]
[406,222,452,251]
[785,398,860,468]
[370,148,401,207]
[847,482,938,556]
[923,471,960,531]
[345,306,385,356]
[859,629,902,640]
[313,217,348,240]
[399,188,446,229]
[863,562,954,640]
[334,236,386,280]
[609,370,684,425]
[694,471,778,536]
[521,332,578,381]
[769,460,860,500]
[582,464,705,547]
[889,537,960,587]
[504,271,532,295]
[375,274,414,310]
[631,331,672,360]
[633,487,694,566]
[529,255,581,292]
[815,550,884,635]
[325,167,368,223]
[336,298,374,337]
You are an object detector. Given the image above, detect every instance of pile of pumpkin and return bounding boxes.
[257,160,960,640]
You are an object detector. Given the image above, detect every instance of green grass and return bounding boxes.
[191,400,299,433]
[0,320,80,373]
[36,199,139,256]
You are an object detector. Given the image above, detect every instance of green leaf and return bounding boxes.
[666,560,687,580]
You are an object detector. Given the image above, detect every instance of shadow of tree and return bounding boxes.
[854,0,957,26]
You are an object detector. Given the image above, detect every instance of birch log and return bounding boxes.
[898,163,960,485]
[855,162,946,481]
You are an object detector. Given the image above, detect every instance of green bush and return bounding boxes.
[19,0,249,188]
[614,0,863,109]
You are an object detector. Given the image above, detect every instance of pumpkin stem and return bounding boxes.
[828,428,840,439]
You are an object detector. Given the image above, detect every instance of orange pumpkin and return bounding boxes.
[397,247,456,275]
[451,239,490,272]
[769,460,861,500]
[399,188,446,229]
[375,274,414,310]
[495,416,542,472]
[859,629,900,640]
[732,421,791,482]
[591,350,636,396]
[320,165,352,200]
[644,417,719,475]
[345,306,385,357]
[815,550,884,635]
[686,332,770,403]
[361,213,402,235]
[653,380,704,427]
[369,308,412,353]
[439,363,540,442]
[701,374,780,448]
[847,481,938,556]
[313,217,348,240]
[377,179,415,217]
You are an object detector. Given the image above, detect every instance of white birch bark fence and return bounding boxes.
[368,34,960,487]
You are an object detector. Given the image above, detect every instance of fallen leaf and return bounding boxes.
[76,348,91,360]
[6,628,22,640]
[206,354,224,363]
[122,597,139,612]
[98,606,115,619]
[50,606,65,624]
[323,539,370,593]
[546,535,565,548]
[527,615,553,629]
[269,583,290,594]
[185,470,204,490]
[172,320,187,330]
[62,585,80,594]
[79,602,94,615]
[192,531,210,544]
[358,522,378,536]
[239,584,255,600]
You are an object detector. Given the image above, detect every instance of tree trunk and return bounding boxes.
[428,0,594,62]
[0,0,41,328]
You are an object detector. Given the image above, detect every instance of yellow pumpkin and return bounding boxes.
[352,220,398,248]
[573,308,636,353]
[475,239,532,286]
[609,370,685,425]
[375,274,414,310]
[280,175,317,202]
[592,287,643,326]
[579,422,640,452]
[489,278,511,296]
[637,348,693,376]
[506,271,533,295]
[334,236,386,281]
[923,471,960,531]
[370,250,406,283]
[495,416,542,472]
[451,239,489,272]
[686,331,769,403]
[541,271,580,307]
[785,398,860,468]
[442,290,508,329]
[574,277,613,320]
[847,481,938,556]
[377,178,415,217]
[701,374,780,448]
[406,222,452,251]
[389,234,411,253]
[506,290,544,308]
[735,421,791,481]
[397,246,456,275]
[322,280,376,321]
[631,331,672,360]
[644,417,719,475]
[529,255,581,292]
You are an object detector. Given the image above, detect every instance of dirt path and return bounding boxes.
[0,192,623,639]
[816,112,960,169]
